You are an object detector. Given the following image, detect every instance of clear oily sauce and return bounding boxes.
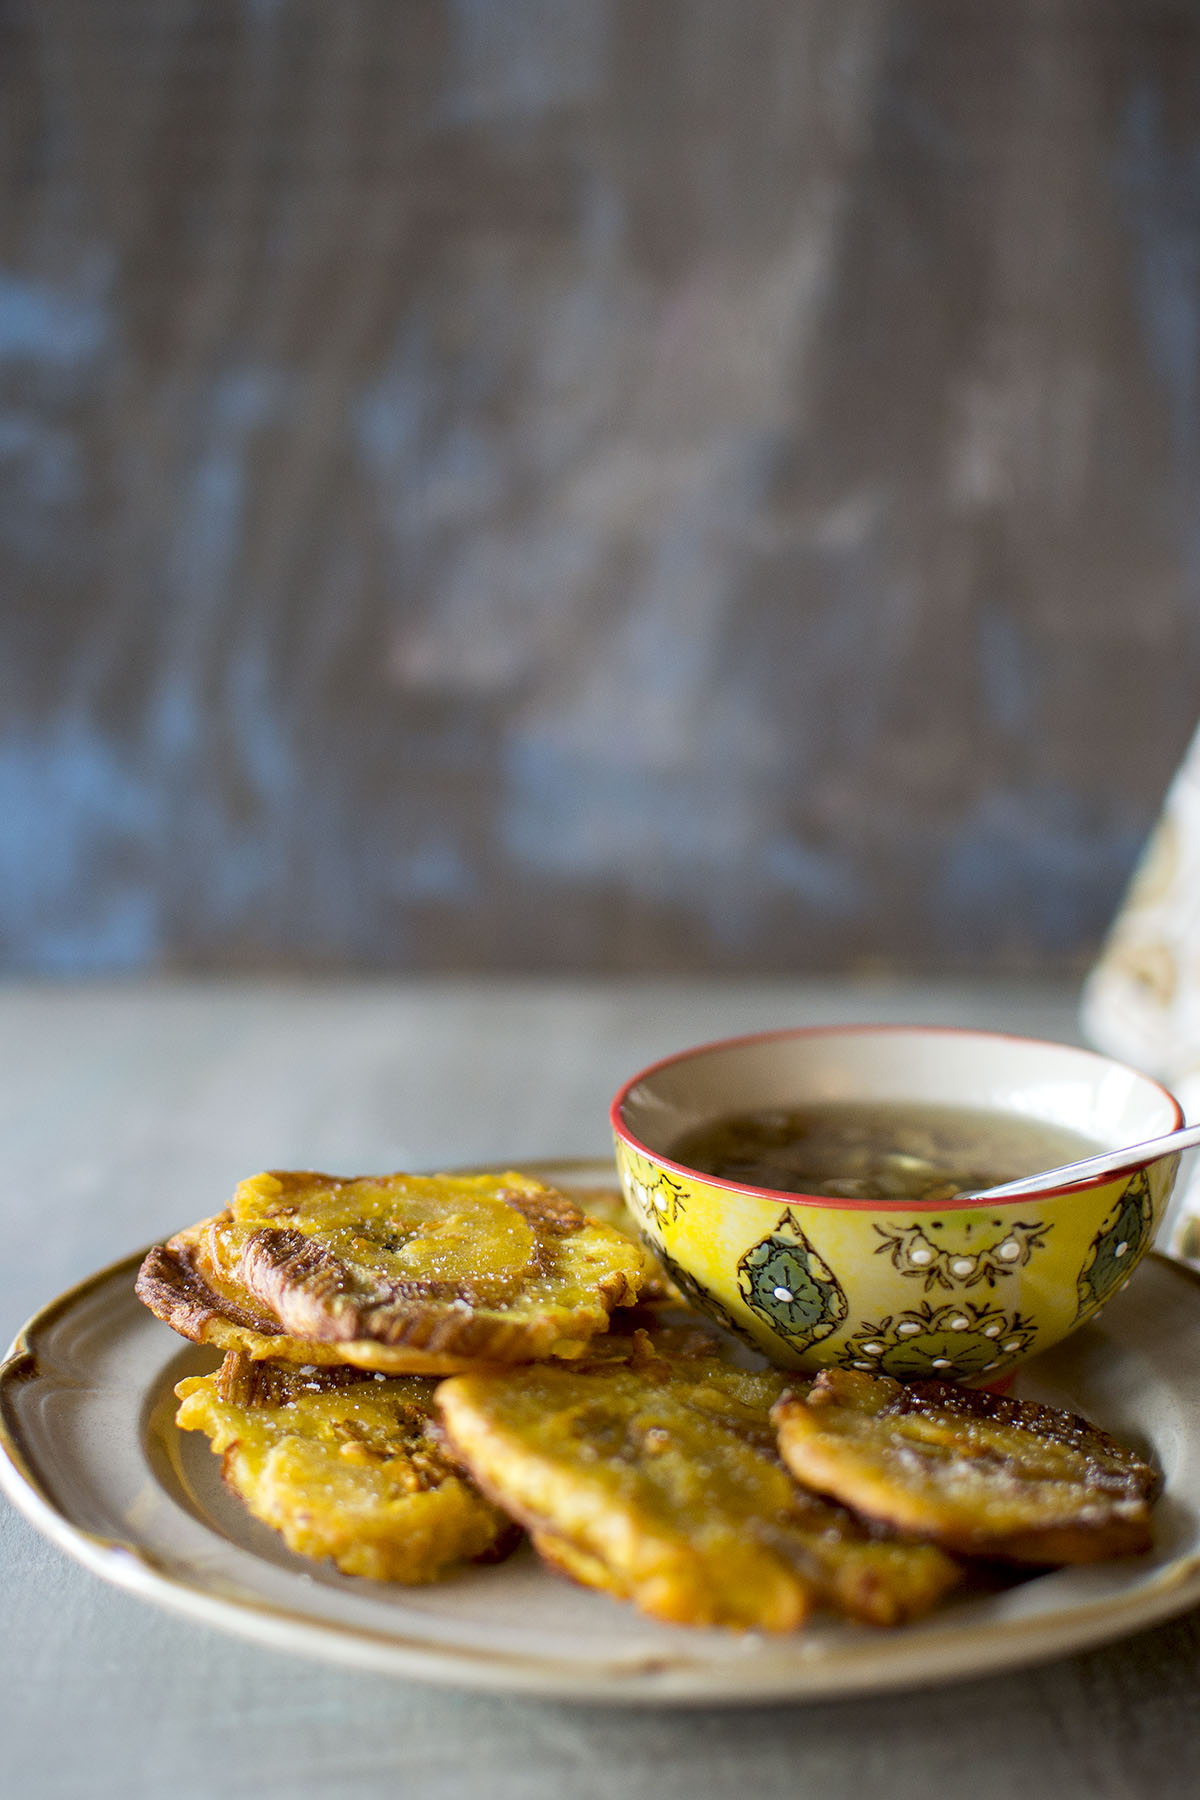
[669,1102,1104,1202]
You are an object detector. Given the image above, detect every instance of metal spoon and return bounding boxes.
[966,1119,1200,1202]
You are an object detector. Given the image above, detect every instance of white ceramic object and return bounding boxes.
[1083,718,1200,1263]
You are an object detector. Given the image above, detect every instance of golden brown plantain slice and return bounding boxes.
[137,1226,347,1363]
[772,1368,1158,1564]
[217,1169,644,1363]
[136,1222,517,1375]
[436,1341,961,1631]
[567,1185,680,1304]
[175,1352,519,1581]
[137,1169,646,1372]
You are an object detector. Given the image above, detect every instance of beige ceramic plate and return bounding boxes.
[3,1159,1200,1705]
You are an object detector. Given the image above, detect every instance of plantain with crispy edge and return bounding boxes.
[561,1184,681,1305]
[138,1220,516,1375]
[138,1168,646,1372]
[175,1351,520,1581]
[772,1368,1158,1564]
[436,1335,962,1631]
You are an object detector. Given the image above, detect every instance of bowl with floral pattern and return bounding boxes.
[610,1026,1184,1381]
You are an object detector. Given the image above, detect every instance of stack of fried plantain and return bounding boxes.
[138,1169,1159,1628]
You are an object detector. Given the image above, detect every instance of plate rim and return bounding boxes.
[6,1164,1200,1705]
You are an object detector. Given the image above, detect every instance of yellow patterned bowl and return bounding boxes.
[611,1026,1184,1381]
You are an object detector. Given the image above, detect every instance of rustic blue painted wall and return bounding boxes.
[2,0,1199,974]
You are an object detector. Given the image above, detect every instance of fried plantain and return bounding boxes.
[138,1168,646,1372]
[772,1368,1158,1564]
[567,1185,680,1304]
[137,1227,346,1361]
[436,1342,961,1631]
[216,1169,644,1363]
[175,1352,519,1581]
[137,1222,517,1375]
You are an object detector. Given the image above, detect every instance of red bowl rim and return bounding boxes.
[608,1023,1185,1213]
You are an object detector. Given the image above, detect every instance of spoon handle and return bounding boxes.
[970,1120,1200,1202]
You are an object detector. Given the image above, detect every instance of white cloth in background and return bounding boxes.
[1082,720,1200,1263]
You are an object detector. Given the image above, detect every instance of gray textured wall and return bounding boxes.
[3,0,1200,976]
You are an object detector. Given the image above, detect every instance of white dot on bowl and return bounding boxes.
[949,1316,969,1331]
[1003,1339,1021,1352]
[910,1248,934,1265]
[861,1342,884,1355]
[984,1360,999,1371]
[984,1324,1002,1337]
[997,1240,1021,1261]
[951,1258,975,1277]
[852,1361,873,1369]
[1114,1241,1129,1258]
[772,1286,794,1303]
[931,1358,952,1369]
[897,1322,921,1336]
[653,1193,667,1212]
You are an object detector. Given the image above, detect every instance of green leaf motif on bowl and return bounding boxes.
[1075,1170,1154,1320]
[839,1299,1038,1381]
[737,1213,848,1351]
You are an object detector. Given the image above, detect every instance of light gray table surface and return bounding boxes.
[3,977,1198,1800]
